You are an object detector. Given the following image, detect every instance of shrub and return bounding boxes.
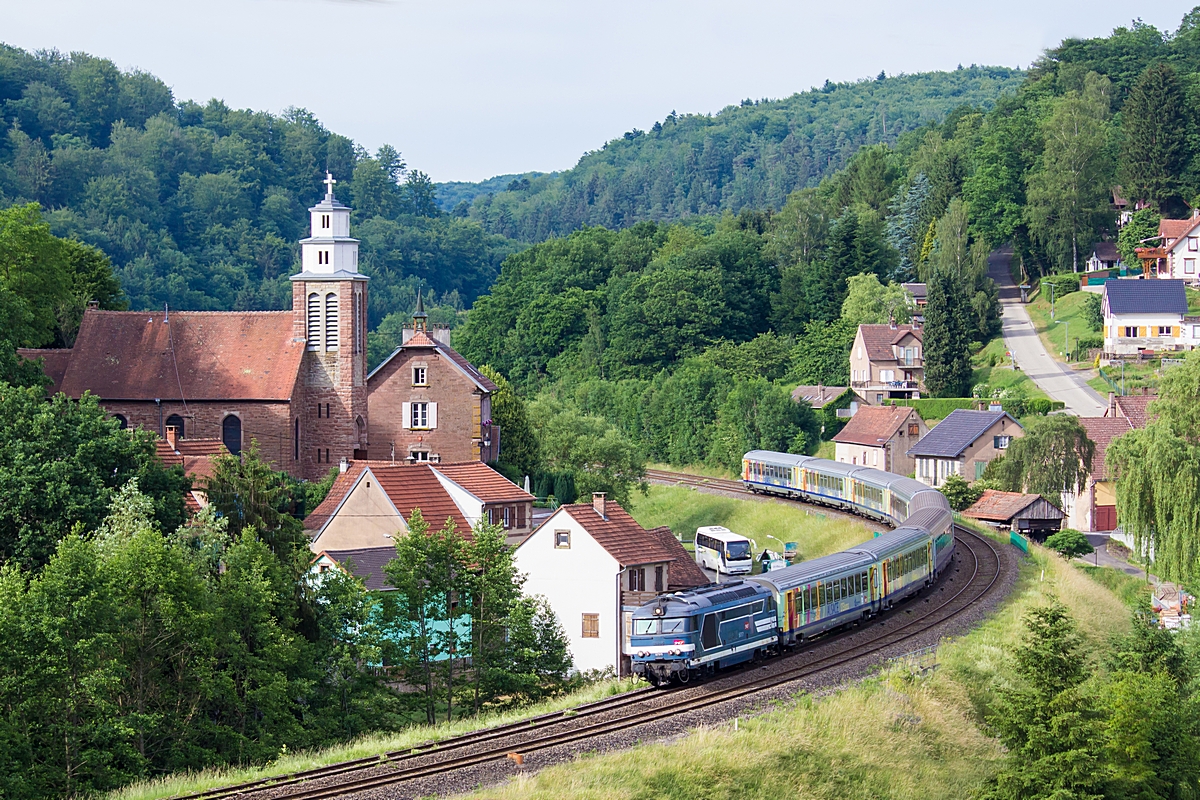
[1044,528,1094,559]
[939,474,983,511]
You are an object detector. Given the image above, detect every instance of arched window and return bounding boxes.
[324,292,339,350]
[113,414,128,430]
[356,415,366,444]
[165,414,185,439]
[293,417,300,461]
[222,415,242,456]
[307,292,321,350]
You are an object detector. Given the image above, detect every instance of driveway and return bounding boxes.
[988,248,1108,417]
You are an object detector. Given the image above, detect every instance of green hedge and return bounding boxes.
[889,397,1065,420]
[1041,273,1080,299]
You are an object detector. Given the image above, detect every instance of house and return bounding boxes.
[366,294,500,465]
[1085,242,1122,272]
[901,283,928,307]
[849,324,923,405]
[311,546,397,591]
[1105,392,1154,428]
[154,427,225,514]
[304,460,535,553]
[1102,279,1193,357]
[907,409,1023,487]
[17,174,495,480]
[962,490,1065,541]
[1135,213,1200,280]
[1112,186,1132,228]
[1062,416,1134,532]
[832,405,926,475]
[512,493,706,675]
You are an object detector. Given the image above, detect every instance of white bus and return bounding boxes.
[693,526,754,575]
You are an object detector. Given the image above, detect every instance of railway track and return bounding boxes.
[644,469,746,494]
[184,520,1004,800]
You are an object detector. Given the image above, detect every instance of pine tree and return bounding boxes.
[887,172,930,281]
[922,270,971,397]
[1121,62,1189,210]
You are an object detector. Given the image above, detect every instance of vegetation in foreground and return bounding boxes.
[458,542,1194,800]
[107,678,641,800]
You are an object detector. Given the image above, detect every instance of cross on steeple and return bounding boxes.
[323,171,337,200]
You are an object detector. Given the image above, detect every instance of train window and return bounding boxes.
[634,620,657,635]
[661,618,687,633]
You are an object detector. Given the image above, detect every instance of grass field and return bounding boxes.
[107,679,644,800]
[459,542,1139,800]
[1025,288,1099,364]
[629,484,877,562]
[971,336,1048,400]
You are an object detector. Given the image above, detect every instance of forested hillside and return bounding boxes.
[466,11,1200,483]
[452,67,1025,241]
[0,44,519,329]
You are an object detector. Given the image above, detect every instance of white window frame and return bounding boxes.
[1186,259,1196,275]
[411,402,428,429]
[412,366,427,386]
[1189,236,1198,252]
[555,530,571,549]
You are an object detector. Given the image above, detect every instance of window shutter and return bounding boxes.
[1173,325,1181,338]
[428,402,438,429]
[1139,326,1147,337]
[401,402,411,429]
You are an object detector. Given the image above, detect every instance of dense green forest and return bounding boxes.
[0,44,518,336]
[449,68,1025,241]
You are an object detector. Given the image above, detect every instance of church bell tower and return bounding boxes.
[292,172,370,479]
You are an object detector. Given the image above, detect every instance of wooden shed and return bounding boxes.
[962,490,1065,541]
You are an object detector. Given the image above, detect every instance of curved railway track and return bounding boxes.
[182,475,1006,800]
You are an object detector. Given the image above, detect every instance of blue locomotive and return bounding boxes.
[630,451,954,685]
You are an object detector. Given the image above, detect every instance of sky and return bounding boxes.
[2,1,1193,182]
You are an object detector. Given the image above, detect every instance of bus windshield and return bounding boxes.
[725,541,752,561]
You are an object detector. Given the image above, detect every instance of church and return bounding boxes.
[19,175,498,481]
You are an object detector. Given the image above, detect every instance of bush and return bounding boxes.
[1041,273,1080,300]
[1075,333,1103,351]
[939,474,984,511]
[1002,397,1066,417]
[1082,293,1103,331]
[1044,528,1094,559]
[887,398,975,420]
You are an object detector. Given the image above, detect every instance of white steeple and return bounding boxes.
[298,171,359,275]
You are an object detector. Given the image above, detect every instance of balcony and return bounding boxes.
[622,590,659,608]
[851,380,921,390]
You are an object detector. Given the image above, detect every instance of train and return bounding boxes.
[629,450,954,686]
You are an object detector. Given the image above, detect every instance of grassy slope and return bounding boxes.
[459,542,1140,800]
[971,337,1049,400]
[629,484,876,562]
[1025,289,1098,364]
[108,680,641,800]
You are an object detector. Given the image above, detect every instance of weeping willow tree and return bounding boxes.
[1108,351,1200,583]
[989,414,1094,502]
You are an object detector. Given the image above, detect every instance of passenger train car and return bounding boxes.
[630,450,954,685]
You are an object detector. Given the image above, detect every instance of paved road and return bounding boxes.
[988,248,1108,416]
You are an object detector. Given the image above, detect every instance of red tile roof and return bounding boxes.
[434,461,534,502]
[833,405,914,447]
[1160,217,1200,245]
[304,462,472,538]
[1113,394,1154,428]
[858,324,922,362]
[16,348,71,392]
[963,490,1063,523]
[1077,417,1133,480]
[50,309,305,401]
[556,502,680,567]
[647,526,709,590]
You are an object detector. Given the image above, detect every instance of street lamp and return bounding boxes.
[1048,281,1056,320]
[1057,320,1069,361]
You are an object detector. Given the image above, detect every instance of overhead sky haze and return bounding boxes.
[3,1,1192,182]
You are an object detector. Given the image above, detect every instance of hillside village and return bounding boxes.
[2,8,1200,800]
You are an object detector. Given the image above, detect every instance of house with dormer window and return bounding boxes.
[849,323,923,405]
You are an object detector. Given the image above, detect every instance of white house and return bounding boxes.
[1102,279,1192,357]
[1085,242,1122,272]
[512,494,705,675]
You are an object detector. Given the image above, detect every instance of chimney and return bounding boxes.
[86,300,100,311]
[592,492,607,520]
[339,457,349,473]
[1108,392,1116,416]
[988,402,1003,413]
[164,425,178,450]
